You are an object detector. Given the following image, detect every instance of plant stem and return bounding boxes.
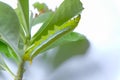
[14,59,25,80]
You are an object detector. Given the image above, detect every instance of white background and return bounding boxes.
[0,0,120,80]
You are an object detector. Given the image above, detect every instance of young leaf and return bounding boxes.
[31,0,84,43]
[33,2,50,14]
[17,0,30,38]
[30,2,53,30]
[31,12,53,27]
[0,1,21,60]
[23,15,80,61]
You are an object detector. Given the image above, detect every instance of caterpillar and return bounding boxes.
[23,15,80,61]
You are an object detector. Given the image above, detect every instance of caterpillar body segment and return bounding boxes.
[23,15,80,61]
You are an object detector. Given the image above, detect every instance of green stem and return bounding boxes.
[14,60,25,80]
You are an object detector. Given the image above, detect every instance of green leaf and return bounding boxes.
[23,15,80,61]
[30,12,53,27]
[0,38,19,63]
[33,2,49,13]
[0,41,10,57]
[0,55,5,70]
[0,54,8,70]
[44,31,86,52]
[0,2,20,60]
[0,40,18,59]
[42,32,89,68]
[30,2,53,30]
[0,54,15,77]
[0,54,4,70]
[0,65,2,70]
[17,0,30,38]
[31,0,84,43]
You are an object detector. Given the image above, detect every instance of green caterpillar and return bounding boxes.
[23,15,80,61]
